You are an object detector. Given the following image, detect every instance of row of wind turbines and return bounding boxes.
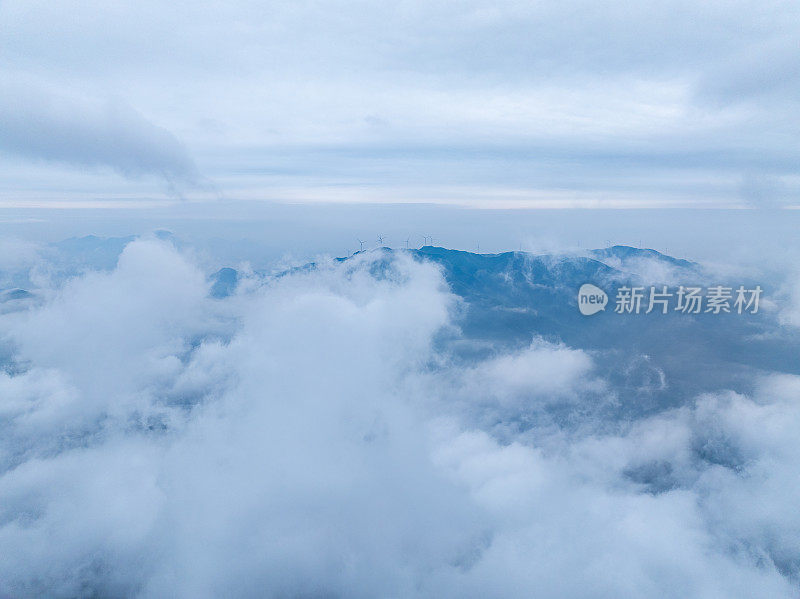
[356,235,436,252]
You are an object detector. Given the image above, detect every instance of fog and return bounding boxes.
[1,238,798,597]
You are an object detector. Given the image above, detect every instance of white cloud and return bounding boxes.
[0,237,40,273]
[0,242,799,597]
[779,269,800,328]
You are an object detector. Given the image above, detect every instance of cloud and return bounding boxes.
[1,0,799,204]
[0,78,198,188]
[0,242,799,597]
[0,237,41,273]
[778,269,800,328]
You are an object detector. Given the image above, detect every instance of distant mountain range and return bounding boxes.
[211,245,796,417]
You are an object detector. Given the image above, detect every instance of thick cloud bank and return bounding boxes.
[0,240,799,598]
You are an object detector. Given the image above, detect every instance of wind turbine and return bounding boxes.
[377,235,386,246]
[404,237,410,249]
[357,238,365,252]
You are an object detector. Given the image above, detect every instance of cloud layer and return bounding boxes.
[0,241,799,597]
[1,0,799,204]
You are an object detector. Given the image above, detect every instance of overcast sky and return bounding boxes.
[1,0,799,208]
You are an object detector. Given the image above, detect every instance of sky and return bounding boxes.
[1,0,799,209]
